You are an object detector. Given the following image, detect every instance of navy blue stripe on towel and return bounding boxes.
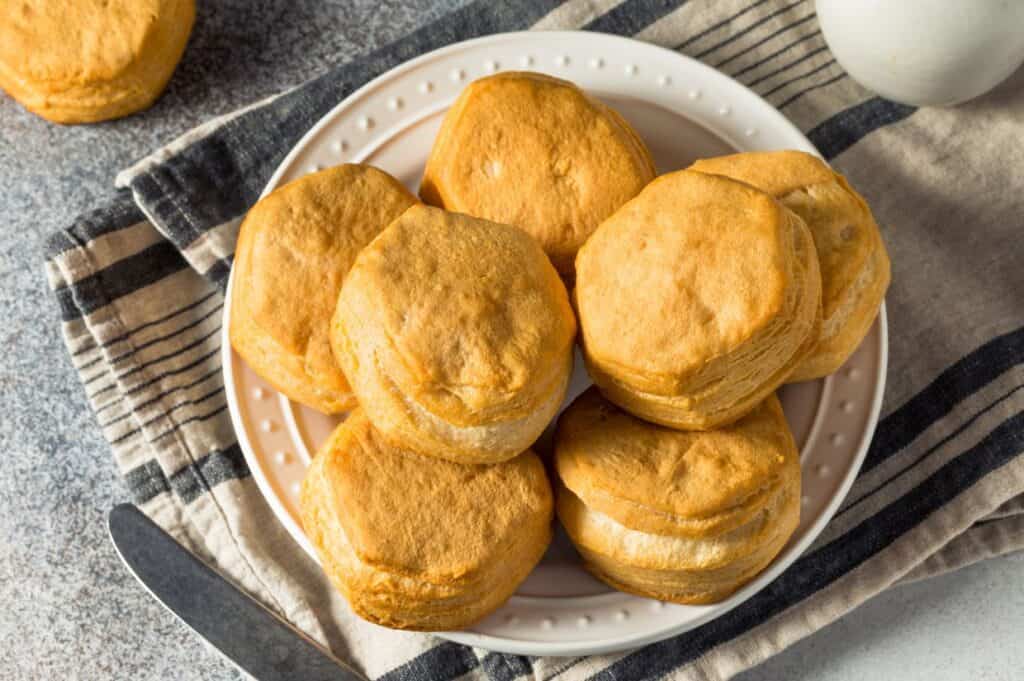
[712,12,816,70]
[99,367,222,429]
[88,345,221,404]
[124,444,248,506]
[482,653,534,681]
[864,324,1024,471]
[678,0,773,51]
[96,324,220,387]
[759,57,836,98]
[149,403,229,446]
[70,290,221,357]
[583,0,689,34]
[110,386,226,446]
[99,302,223,370]
[55,240,190,321]
[169,443,249,504]
[124,459,173,506]
[731,31,822,81]
[44,191,144,259]
[840,382,1024,519]
[777,71,846,109]
[809,97,917,160]
[377,643,480,681]
[687,0,805,57]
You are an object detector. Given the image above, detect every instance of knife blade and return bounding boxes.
[108,503,363,681]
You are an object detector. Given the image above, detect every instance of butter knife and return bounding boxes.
[108,503,362,681]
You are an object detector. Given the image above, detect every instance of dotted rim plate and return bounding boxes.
[222,31,888,657]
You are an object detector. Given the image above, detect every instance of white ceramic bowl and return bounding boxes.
[818,0,1024,106]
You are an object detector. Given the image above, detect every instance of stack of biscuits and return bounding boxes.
[229,72,890,631]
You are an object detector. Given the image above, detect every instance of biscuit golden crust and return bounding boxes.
[332,204,576,462]
[230,164,417,413]
[0,0,195,123]
[556,389,797,537]
[301,409,553,630]
[562,487,799,604]
[420,72,656,275]
[689,151,890,380]
[575,170,821,429]
[554,390,801,604]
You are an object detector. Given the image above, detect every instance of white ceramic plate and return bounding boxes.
[222,31,888,657]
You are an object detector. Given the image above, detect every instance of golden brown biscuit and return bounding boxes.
[0,0,195,123]
[301,409,553,631]
[689,150,890,380]
[331,204,577,463]
[420,72,656,275]
[555,389,801,604]
[575,170,822,430]
[230,164,417,413]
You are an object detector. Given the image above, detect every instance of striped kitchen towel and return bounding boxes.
[44,1,1024,679]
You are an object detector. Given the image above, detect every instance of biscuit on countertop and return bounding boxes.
[0,0,195,123]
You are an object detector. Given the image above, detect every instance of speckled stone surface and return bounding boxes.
[0,2,1021,679]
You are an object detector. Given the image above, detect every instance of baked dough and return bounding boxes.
[332,204,576,463]
[301,409,552,631]
[555,388,800,604]
[0,0,195,123]
[690,150,890,380]
[230,164,417,413]
[575,169,822,429]
[420,72,656,276]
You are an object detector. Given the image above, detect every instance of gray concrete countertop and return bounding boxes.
[0,2,1020,679]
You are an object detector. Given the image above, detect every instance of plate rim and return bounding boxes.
[221,29,889,657]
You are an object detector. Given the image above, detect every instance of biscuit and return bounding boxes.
[575,170,822,429]
[420,72,656,276]
[690,150,890,380]
[331,204,577,463]
[230,164,417,413]
[555,389,800,604]
[301,409,553,631]
[0,0,195,123]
